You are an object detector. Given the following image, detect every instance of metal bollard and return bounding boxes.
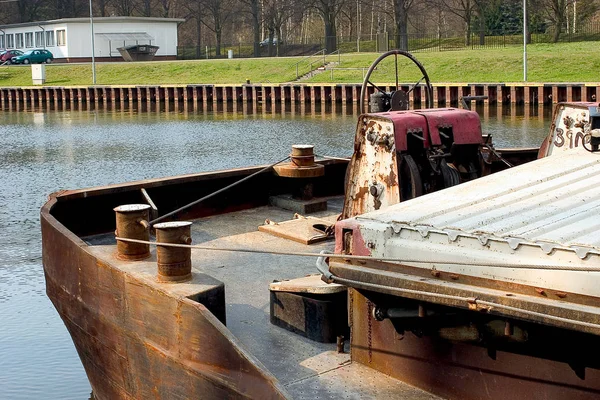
[290,144,317,167]
[114,204,151,260]
[154,221,193,282]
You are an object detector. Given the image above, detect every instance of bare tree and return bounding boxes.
[311,0,348,52]
[533,0,598,42]
[97,0,113,17]
[50,0,87,18]
[201,0,236,56]
[141,0,152,16]
[157,0,176,17]
[114,0,136,16]
[183,0,206,56]
[14,0,46,22]
[238,0,261,56]
[432,0,476,45]
[392,0,414,50]
[262,0,298,55]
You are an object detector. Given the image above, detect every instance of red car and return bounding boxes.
[0,50,24,65]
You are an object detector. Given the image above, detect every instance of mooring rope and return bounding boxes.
[114,237,600,330]
[114,237,600,272]
[314,154,351,161]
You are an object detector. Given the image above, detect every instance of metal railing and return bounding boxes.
[294,48,325,79]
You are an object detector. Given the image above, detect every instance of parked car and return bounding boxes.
[259,38,281,47]
[0,50,24,65]
[11,49,53,65]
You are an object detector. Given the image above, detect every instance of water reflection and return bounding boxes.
[0,104,551,399]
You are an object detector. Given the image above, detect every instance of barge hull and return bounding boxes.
[41,196,289,400]
[350,289,600,400]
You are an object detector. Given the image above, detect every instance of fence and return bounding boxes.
[177,22,600,60]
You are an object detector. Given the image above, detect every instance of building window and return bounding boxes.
[25,32,34,48]
[45,30,55,47]
[7,34,15,48]
[35,31,44,47]
[57,30,66,46]
[0,35,4,49]
[15,33,24,48]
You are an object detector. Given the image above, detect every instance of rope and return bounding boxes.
[314,153,351,162]
[114,237,600,272]
[116,237,600,331]
[149,155,290,226]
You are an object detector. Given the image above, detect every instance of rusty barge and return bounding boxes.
[41,52,600,399]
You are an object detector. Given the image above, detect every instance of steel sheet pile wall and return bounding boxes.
[1,83,598,110]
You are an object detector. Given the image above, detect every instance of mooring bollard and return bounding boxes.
[154,221,193,282]
[114,204,151,260]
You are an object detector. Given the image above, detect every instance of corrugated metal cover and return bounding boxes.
[357,150,600,258]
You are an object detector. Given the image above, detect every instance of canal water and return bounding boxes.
[0,104,551,399]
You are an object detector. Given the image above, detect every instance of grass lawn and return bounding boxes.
[0,42,599,87]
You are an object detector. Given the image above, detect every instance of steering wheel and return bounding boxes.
[359,50,434,114]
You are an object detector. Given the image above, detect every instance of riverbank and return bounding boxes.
[1,42,599,87]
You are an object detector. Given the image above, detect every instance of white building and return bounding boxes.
[0,17,184,62]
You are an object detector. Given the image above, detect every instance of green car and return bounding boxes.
[11,49,54,65]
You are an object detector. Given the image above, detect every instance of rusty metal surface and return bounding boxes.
[343,116,399,218]
[379,111,427,151]
[415,108,483,146]
[349,288,600,400]
[273,163,325,178]
[329,259,600,336]
[338,150,600,301]
[49,158,348,238]
[42,197,290,400]
[154,220,193,282]
[114,204,151,260]
[342,108,490,220]
[273,145,325,178]
[43,174,440,400]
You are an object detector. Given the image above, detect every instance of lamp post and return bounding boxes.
[89,0,96,85]
[523,0,527,81]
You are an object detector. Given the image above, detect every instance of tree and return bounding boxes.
[201,0,236,56]
[14,0,46,23]
[532,0,599,42]
[432,0,477,45]
[239,0,261,57]
[543,0,569,42]
[392,0,414,50]
[50,0,86,18]
[262,0,298,56]
[311,0,348,52]
[113,0,136,16]
[183,0,205,57]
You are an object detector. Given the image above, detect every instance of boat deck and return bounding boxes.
[84,197,438,399]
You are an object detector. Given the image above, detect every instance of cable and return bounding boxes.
[314,154,351,161]
[114,237,600,272]
[149,155,290,226]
